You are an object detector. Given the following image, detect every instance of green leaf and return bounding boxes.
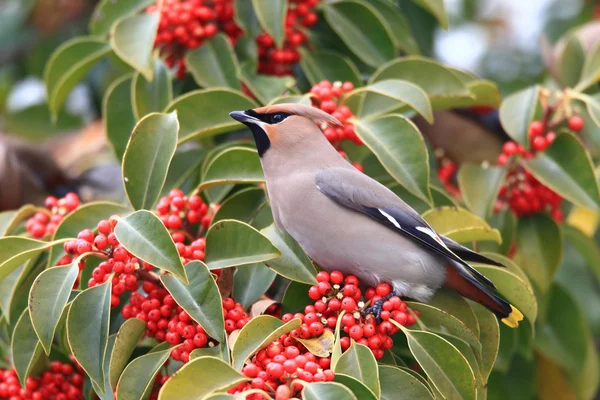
[334,342,380,398]
[323,0,395,68]
[428,289,480,338]
[576,42,600,91]
[478,252,529,283]
[251,0,287,48]
[355,114,432,204]
[299,49,362,87]
[379,365,433,400]
[160,261,225,342]
[469,302,499,382]
[204,220,280,270]
[122,112,179,210]
[231,316,301,370]
[91,333,115,400]
[189,344,229,362]
[563,225,600,286]
[110,11,159,80]
[402,329,476,400]
[368,0,420,55]
[333,374,377,400]
[114,210,188,283]
[44,37,111,117]
[479,210,516,257]
[67,282,112,388]
[160,148,206,197]
[11,309,45,388]
[108,318,146,388]
[523,132,600,210]
[0,205,37,237]
[166,89,258,143]
[557,35,586,87]
[186,33,241,90]
[409,0,448,29]
[116,344,172,400]
[346,80,433,123]
[197,147,264,192]
[422,206,502,243]
[89,0,154,36]
[0,237,65,281]
[498,86,539,145]
[302,382,357,400]
[269,94,312,106]
[281,281,313,315]
[260,225,317,284]
[103,74,136,161]
[233,263,276,309]
[29,262,79,354]
[0,257,37,323]
[584,95,600,128]
[233,0,261,38]
[132,59,172,120]
[513,214,562,293]
[239,62,295,105]
[212,187,268,226]
[473,266,537,324]
[458,164,506,219]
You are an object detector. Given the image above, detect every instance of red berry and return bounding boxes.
[528,120,544,138]
[568,115,584,132]
[316,271,330,282]
[502,141,519,155]
[532,136,548,151]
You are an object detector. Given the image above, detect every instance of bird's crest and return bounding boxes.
[252,103,343,128]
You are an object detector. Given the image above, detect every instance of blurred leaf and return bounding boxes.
[231,316,301,370]
[557,35,586,87]
[333,374,377,400]
[269,94,312,106]
[103,74,136,161]
[132,59,172,120]
[4,105,83,140]
[379,365,433,399]
[234,0,261,38]
[303,382,357,400]
[334,342,380,398]
[261,225,318,284]
[495,323,518,372]
[166,89,258,143]
[323,1,395,67]
[44,37,111,117]
[575,42,600,91]
[197,147,263,192]
[470,302,499,382]
[422,207,502,243]
[116,344,172,400]
[428,289,480,338]
[205,220,280,270]
[67,281,112,388]
[498,86,539,146]
[347,80,433,123]
[0,237,64,281]
[122,112,179,210]
[161,261,225,342]
[368,0,420,55]
[458,164,506,219]
[0,205,36,237]
[114,210,188,283]
[161,148,206,197]
[514,214,562,293]
[233,263,276,309]
[563,224,600,286]
[299,49,362,87]
[212,187,267,225]
[409,0,448,29]
[296,330,335,358]
[356,114,432,204]
[584,95,600,128]
[186,33,241,90]
[572,335,600,400]
[535,353,578,400]
[477,252,529,283]
[251,0,288,48]
[11,309,45,388]
[239,62,295,105]
[479,210,516,256]
[281,281,312,314]
[29,262,79,354]
[524,132,600,210]
[108,318,145,388]
[90,0,154,36]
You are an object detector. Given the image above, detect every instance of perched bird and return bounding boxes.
[229,104,523,328]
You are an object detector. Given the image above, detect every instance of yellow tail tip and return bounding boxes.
[501,305,524,328]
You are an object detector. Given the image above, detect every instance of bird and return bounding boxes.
[229,103,523,328]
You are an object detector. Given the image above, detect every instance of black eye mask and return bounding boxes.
[245,109,292,124]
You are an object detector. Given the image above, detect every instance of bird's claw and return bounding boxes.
[362,291,398,323]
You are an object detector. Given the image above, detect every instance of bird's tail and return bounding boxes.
[445,263,523,328]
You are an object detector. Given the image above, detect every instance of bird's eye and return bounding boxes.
[271,113,284,123]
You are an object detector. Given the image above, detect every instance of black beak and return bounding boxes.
[229,110,259,125]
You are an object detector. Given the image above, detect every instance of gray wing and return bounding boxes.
[315,167,499,290]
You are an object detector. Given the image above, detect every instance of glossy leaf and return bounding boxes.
[108,318,146,388]
[557,35,586,87]
[379,365,433,399]
[233,263,276,309]
[231,316,301,370]
[260,225,318,284]
[355,114,432,204]
[251,0,287,48]
[333,374,377,400]
[122,112,179,210]
[132,59,172,120]
[29,262,79,354]
[197,147,264,192]
[186,33,241,90]
[458,164,506,219]
[422,207,502,243]
[499,86,539,145]
[67,282,112,388]
[89,0,154,36]
[575,42,600,91]
[524,132,600,210]
[0,237,65,282]
[161,261,225,342]
[114,210,187,283]
[212,187,268,226]
[299,49,362,87]
[103,74,136,161]
[11,309,45,388]
[428,289,480,338]
[116,344,172,400]
[323,1,395,67]
[166,89,258,143]
[110,11,159,80]
[410,0,448,29]
[239,62,295,105]
[44,37,111,117]
[470,302,500,382]
[478,252,529,283]
[335,342,380,397]
[0,205,37,237]
[302,382,357,400]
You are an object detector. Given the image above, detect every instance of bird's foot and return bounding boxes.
[362,291,398,323]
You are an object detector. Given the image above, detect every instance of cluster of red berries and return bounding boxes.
[435,150,460,197]
[0,361,84,400]
[256,0,319,76]
[148,0,243,78]
[25,193,80,239]
[157,189,214,234]
[231,333,334,400]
